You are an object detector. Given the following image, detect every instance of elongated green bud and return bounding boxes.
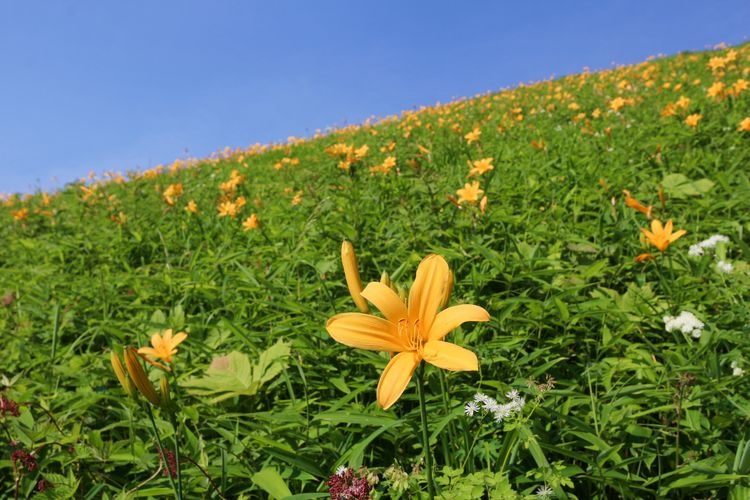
[160,375,172,409]
[124,347,161,406]
[341,240,370,313]
[380,271,391,288]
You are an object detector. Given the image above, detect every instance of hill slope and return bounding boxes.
[1,43,750,498]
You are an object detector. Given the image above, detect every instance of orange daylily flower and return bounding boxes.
[684,113,702,128]
[326,255,489,409]
[468,158,494,177]
[242,214,260,231]
[456,181,483,204]
[622,190,653,218]
[640,219,687,252]
[138,329,188,364]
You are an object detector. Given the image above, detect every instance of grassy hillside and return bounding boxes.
[1,43,750,498]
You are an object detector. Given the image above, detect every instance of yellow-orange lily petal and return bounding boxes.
[327,313,406,352]
[361,282,407,322]
[428,304,490,341]
[422,341,479,371]
[408,255,451,336]
[377,351,420,410]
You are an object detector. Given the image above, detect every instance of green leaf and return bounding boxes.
[252,467,293,499]
[183,339,290,402]
[662,173,714,199]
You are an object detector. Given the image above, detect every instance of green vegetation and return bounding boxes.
[1,43,749,499]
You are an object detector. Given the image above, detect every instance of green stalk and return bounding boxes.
[145,404,181,500]
[416,365,435,499]
[169,371,184,500]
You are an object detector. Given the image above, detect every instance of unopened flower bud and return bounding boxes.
[110,351,137,399]
[124,348,160,406]
[341,240,369,313]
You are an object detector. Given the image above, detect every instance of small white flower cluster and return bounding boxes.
[688,234,729,257]
[664,311,705,339]
[716,260,734,273]
[731,361,745,377]
[465,390,526,423]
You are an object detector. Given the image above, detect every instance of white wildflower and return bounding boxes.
[536,484,554,498]
[664,311,705,339]
[335,465,348,476]
[688,244,704,257]
[464,401,480,416]
[689,234,730,257]
[473,393,492,406]
[731,361,745,377]
[505,389,520,401]
[716,260,733,273]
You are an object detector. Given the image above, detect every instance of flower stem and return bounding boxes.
[145,404,181,500]
[169,372,184,500]
[416,365,435,499]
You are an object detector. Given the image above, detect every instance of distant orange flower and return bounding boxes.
[675,96,691,109]
[738,117,750,132]
[464,127,481,144]
[707,81,725,99]
[731,79,749,95]
[185,200,198,214]
[622,190,653,218]
[468,158,494,177]
[456,181,483,204]
[354,145,369,160]
[641,219,687,252]
[138,329,187,364]
[162,183,183,206]
[708,56,727,72]
[242,214,260,231]
[609,97,626,112]
[12,207,29,221]
[684,113,702,128]
[217,200,240,218]
[291,191,303,206]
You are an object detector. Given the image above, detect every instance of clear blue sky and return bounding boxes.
[1,1,747,194]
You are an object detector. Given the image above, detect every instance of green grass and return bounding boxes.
[1,43,749,499]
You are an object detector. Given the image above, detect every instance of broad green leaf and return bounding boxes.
[183,339,290,402]
[662,173,714,199]
[252,467,293,499]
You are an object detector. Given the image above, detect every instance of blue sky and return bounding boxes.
[1,1,747,194]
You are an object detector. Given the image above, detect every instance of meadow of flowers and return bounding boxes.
[1,43,749,499]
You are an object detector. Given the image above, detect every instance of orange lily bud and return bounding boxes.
[110,351,137,399]
[124,347,161,406]
[341,240,370,313]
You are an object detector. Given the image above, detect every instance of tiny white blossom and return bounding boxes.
[464,402,480,416]
[731,361,746,377]
[664,311,704,339]
[473,393,492,405]
[335,465,348,476]
[689,234,730,257]
[688,244,704,257]
[716,260,733,273]
[536,484,554,498]
[505,389,520,401]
